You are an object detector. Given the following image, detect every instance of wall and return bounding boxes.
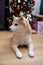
[32,0,41,15]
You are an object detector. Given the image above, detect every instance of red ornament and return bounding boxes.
[32,19,35,23]
[10,10,15,14]
[22,2,27,7]
[9,20,12,26]
[32,19,36,30]
[30,8,33,13]
[10,1,14,5]
[16,7,20,11]
[32,0,35,3]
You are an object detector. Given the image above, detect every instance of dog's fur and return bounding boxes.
[9,16,35,59]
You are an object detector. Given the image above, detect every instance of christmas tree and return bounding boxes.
[7,0,35,27]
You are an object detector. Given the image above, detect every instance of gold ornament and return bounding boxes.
[18,0,20,3]
[20,11,24,16]
[9,19,12,22]
[7,18,9,20]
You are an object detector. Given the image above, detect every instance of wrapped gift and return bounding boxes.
[36,21,43,33]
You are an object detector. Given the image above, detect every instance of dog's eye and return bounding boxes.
[15,23,18,26]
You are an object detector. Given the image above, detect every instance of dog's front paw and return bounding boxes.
[28,51,35,58]
[16,51,23,59]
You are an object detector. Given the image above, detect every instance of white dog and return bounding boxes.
[9,16,35,59]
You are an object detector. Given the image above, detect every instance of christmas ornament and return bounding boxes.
[18,0,20,3]
[28,3,30,6]
[32,0,35,3]
[16,6,20,11]
[10,1,14,5]
[22,2,27,7]
[9,20,12,26]
[32,19,35,23]
[20,11,24,16]
[30,8,33,13]
[10,10,15,14]
[7,18,9,20]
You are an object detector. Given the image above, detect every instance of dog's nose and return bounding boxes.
[15,23,18,26]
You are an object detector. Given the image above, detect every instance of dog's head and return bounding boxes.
[9,15,32,33]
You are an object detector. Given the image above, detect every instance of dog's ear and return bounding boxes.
[13,15,19,21]
[13,15,16,21]
[20,16,26,21]
[20,16,27,24]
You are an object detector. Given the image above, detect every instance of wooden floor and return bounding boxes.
[0,31,43,65]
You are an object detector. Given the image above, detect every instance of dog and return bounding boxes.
[9,15,35,59]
